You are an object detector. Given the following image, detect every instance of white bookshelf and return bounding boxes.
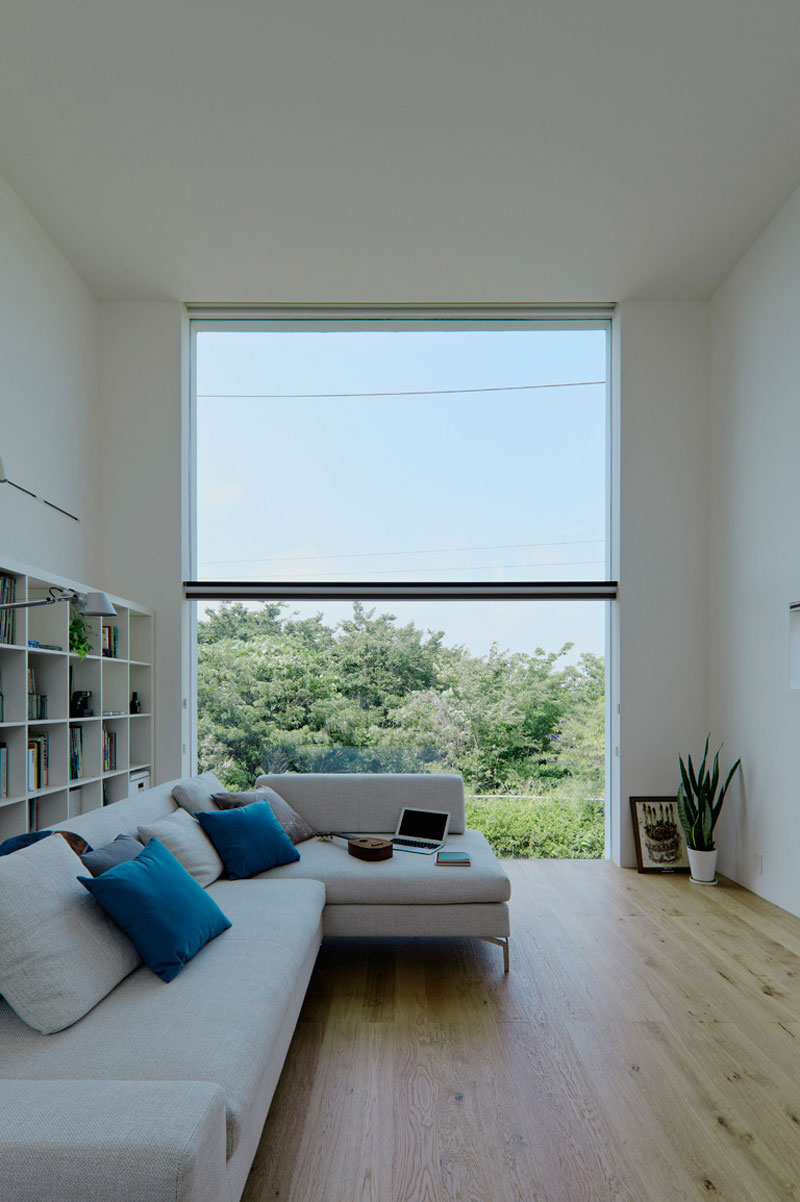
[0,558,154,841]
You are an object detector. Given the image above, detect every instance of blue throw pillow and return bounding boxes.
[0,830,53,857]
[78,837,231,982]
[197,799,300,879]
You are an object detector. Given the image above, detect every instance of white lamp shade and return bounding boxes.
[79,591,117,616]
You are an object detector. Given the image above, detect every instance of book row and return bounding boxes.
[28,733,50,791]
[69,726,84,780]
[0,575,16,645]
[101,624,120,658]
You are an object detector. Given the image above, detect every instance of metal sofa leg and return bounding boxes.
[481,936,510,972]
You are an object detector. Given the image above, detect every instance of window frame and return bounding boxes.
[184,306,617,851]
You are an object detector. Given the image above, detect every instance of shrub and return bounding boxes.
[465,795,604,859]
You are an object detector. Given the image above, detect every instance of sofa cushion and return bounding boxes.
[212,785,316,844]
[198,801,300,878]
[80,834,144,877]
[79,839,232,982]
[261,830,510,904]
[171,772,225,815]
[0,834,141,1034]
[0,878,326,1160]
[255,772,466,834]
[137,809,223,887]
[49,779,178,848]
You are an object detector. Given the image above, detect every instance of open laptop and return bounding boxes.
[392,807,450,854]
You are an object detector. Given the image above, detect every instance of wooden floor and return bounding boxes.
[242,862,800,1202]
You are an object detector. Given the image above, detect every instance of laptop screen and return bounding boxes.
[396,808,449,841]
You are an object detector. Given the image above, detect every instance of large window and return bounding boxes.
[188,312,615,858]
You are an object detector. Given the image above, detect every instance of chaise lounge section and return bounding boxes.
[255,772,512,966]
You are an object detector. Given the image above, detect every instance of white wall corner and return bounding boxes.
[614,300,710,867]
[708,178,800,914]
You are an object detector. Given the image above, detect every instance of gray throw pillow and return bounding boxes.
[171,771,225,815]
[80,834,144,877]
[0,835,141,1034]
[137,808,224,887]
[212,786,316,845]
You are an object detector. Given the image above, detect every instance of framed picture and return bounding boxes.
[630,796,690,873]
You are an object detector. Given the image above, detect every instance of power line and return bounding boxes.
[197,379,606,400]
[199,538,605,568]
[197,559,606,580]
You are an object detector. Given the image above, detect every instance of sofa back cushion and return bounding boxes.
[137,809,224,887]
[253,773,466,835]
[0,834,141,1033]
[49,780,179,847]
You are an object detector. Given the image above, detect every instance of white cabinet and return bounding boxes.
[0,559,154,841]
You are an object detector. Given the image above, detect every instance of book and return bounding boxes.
[436,850,471,867]
[70,725,84,780]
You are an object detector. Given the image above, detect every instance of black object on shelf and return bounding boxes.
[130,692,141,714]
[71,690,93,718]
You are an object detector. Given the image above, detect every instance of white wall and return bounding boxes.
[613,302,709,866]
[708,182,800,913]
[0,172,99,580]
[97,302,188,784]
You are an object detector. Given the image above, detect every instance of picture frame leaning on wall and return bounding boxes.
[630,796,690,873]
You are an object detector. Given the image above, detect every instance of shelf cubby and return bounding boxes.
[0,648,27,723]
[69,779,103,817]
[28,650,69,721]
[103,772,132,805]
[33,790,69,830]
[0,799,27,842]
[129,715,152,770]
[102,716,128,775]
[101,609,128,661]
[101,659,129,715]
[129,663,152,715]
[129,611,153,664]
[27,578,69,651]
[0,570,26,649]
[29,720,68,792]
[0,723,28,800]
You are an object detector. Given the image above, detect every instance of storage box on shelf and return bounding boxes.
[0,559,154,841]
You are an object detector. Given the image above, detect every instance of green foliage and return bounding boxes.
[676,735,741,851]
[466,796,605,859]
[69,608,91,659]
[197,602,606,848]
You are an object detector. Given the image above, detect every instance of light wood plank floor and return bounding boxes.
[242,862,800,1202]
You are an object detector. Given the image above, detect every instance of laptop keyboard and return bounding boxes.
[393,838,440,849]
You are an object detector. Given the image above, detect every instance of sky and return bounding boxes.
[195,324,608,660]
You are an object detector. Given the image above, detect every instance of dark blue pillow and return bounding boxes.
[0,830,53,857]
[78,837,231,982]
[197,800,300,879]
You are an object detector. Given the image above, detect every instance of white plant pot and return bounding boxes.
[688,847,718,885]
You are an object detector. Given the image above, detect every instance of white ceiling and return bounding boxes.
[2,0,800,303]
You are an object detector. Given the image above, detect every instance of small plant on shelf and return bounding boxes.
[69,607,92,660]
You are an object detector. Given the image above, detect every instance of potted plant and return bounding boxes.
[69,606,92,660]
[677,735,741,885]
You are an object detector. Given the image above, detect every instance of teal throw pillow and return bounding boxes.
[78,837,231,982]
[197,800,300,879]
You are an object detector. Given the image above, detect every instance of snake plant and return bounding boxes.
[676,735,741,851]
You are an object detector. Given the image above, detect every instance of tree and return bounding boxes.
[196,601,604,798]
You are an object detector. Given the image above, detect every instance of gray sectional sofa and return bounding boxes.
[0,772,511,1202]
